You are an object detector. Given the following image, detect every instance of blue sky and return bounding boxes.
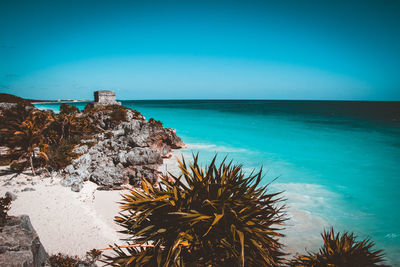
[1,0,399,100]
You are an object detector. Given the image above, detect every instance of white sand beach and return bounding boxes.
[0,153,183,259]
[0,167,124,257]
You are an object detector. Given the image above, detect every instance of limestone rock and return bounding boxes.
[65,164,75,175]
[73,145,89,154]
[5,191,17,201]
[126,148,162,166]
[21,187,35,192]
[61,175,82,187]
[90,164,124,187]
[71,182,83,192]
[0,215,48,266]
[0,103,17,109]
[60,103,184,189]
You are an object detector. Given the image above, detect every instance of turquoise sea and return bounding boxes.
[35,100,400,265]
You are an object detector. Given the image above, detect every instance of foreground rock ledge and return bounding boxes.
[0,215,48,266]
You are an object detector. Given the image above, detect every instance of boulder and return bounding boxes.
[148,126,185,150]
[127,134,148,148]
[111,129,125,138]
[72,153,92,168]
[90,165,124,187]
[0,215,48,266]
[5,191,17,201]
[71,182,83,192]
[21,187,35,192]
[115,150,127,165]
[118,121,141,134]
[61,175,82,187]
[0,103,17,109]
[126,148,162,166]
[127,166,161,185]
[73,145,89,155]
[65,164,75,175]
[64,153,92,184]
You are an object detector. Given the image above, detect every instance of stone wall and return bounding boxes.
[94,90,121,106]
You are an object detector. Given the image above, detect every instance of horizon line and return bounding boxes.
[31,98,400,103]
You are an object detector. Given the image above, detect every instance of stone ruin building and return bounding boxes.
[94,90,121,106]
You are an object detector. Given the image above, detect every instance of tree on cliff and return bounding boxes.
[10,110,53,175]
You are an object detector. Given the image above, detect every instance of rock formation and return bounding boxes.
[0,215,49,266]
[61,105,185,191]
[0,91,185,192]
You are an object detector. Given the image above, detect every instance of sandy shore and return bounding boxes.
[0,167,124,257]
[31,100,90,104]
[0,152,184,259]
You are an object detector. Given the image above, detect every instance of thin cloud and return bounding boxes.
[0,44,16,49]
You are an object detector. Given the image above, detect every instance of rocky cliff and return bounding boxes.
[61,105,185,191]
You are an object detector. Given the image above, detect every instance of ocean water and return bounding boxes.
[35,100,400,265]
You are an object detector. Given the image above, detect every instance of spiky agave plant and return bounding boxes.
[289,228,388,267]
[103,154,286,266]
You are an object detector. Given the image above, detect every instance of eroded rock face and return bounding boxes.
[62,107,184,190]
[125,148,162,166]
[0,215,48,266]
[0,103,17,109]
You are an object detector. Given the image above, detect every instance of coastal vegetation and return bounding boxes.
[9,110,52,175]
[49,249,102,267]
[0,196,12,229]
[289,229,388,267]
[149,118,163,127]
[0,102,127,173]
[0,102,32,165]
[104,155,286,266]
[110,108,128,122]
[103,154,389,267]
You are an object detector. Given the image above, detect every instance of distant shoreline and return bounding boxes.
[31,100,90,104]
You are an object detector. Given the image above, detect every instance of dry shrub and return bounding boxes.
[49,249,102,267]
[10,160,27,173]
[0,196,12,229]
[60,103,79,114]
[49,253,81,267]
[149,118,163,127]
[110,109,127,122]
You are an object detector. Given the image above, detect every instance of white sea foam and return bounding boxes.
[186,143,248,153]
[35,105,60,113]
[272,183,339,211]
[385,233,400,239]
[271,183,339,257]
